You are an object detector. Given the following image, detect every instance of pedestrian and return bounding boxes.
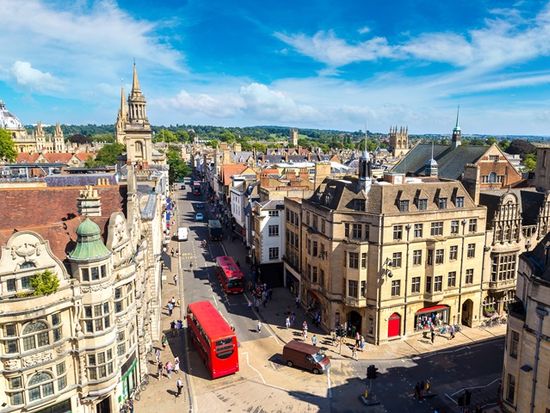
[167,302,174,316]
[311,334,318,346]
[170,320,176,337]
[171,248,174,257]
[157,360,163,379]
[174,356,180,374]
[352,344,358,360]
[355,331,360,347]
[430,329,435,344]
[176,378,183,398]
[331,330,336,346]
[285,316,291,329]
[414,382,420,400]
[155,348,161,362]
[302,328,308,339]
[257,320,262,333]
[127,398,134,413]
[171,296,176,306]
[166,361,173,378]
[173,274,178,286]
[450,324,455,339]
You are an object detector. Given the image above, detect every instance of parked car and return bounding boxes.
[195,212,204,221]
[282,340,330,374]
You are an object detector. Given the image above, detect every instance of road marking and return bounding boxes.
[242,351,266,385]
[327,368,333,399]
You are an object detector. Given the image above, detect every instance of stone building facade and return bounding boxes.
[501,234,550,413]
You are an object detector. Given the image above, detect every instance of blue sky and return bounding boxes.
[1,0,550,135]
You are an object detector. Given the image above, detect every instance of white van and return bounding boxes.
[177,227,188,241]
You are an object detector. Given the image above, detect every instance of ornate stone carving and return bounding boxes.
[22,351,52,367]
[3,359,19,370]
[80,282,110,293]
[12,241,40,259]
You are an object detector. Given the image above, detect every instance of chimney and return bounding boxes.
[77,185,102,216]
[314,161,331,190]
[462,164,480,204]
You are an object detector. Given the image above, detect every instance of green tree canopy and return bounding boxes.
[30,270,60,296]
[167,148,191,183]
[86,142,125,167]
[523,153,537,172]
[0,129,17,162]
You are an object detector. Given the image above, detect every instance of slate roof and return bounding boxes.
[45,174,117,187]
[392,143,488,179]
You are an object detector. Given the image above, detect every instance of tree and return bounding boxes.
[155,129,177,143]
[485,137,497,146]
[175,129,191,143]
[0,129,17,162]
[499,139,511,152]
[506,139,536,157]
[523,153,537,172]
[30,270,60,296]
[86,142,125,167]
[167,148,191,183]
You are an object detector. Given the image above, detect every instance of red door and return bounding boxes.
[388,313,401,338]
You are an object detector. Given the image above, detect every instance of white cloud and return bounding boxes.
[358,26,371,35]
[274,30,398,67]
[11,61,63,92]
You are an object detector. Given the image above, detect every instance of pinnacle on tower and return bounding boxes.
[455,105,460,130]
[132,63,141,93]
[120,86,126,119]
[54,122,63,137]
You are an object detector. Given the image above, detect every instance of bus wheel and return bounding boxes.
[286,361,293,367]
[313,368,320,375]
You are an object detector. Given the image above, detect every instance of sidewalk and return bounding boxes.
[135,212,190,411]
[221,237,506,362]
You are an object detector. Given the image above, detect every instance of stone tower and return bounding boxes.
[34,122,46,153]
[451,106,462,148]
[388,126,409,157]
[123,64,153,165]
[115,86,127,145]
[53,122,66,152]
[357,138,372,192]
[290,128,299,147]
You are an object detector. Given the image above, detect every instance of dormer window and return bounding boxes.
[398,200,409,212]
[438,198,447,209]
[456,196,464,208]
[417,198,428,210]
[354,199,366,211]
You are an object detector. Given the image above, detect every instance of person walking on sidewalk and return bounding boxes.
[352,344,358,360]
[285,316,291,329]
[449,324,455,339]
[173,274,178,286]
[166,361,173,378]
[176,378,183,398]
[157,361,163,379]
[155,348,161,362]
[257,320,262,333]
[430,327,435,344]
[174,356,180,374]
[311,334,318,346]
[167,302,174,316]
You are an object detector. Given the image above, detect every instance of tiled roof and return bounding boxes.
[392,144,488,179]
[43,153,74,163]
[75,152,94,161]
[16,153,40,163]
[221,163,248,186]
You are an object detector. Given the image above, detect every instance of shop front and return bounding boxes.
[414,304,450,332]
[117,353,138,406]
[34,399,72,413]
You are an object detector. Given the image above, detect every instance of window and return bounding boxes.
[28,371,54,402]
[7,278,16,292]
[51,314,62,342]
[426,276,432,293]
[391,252,402,268]
[438,197,447,209]
[361,253,367,269]
[450,245,458,261]
[20,261,36,269]
[456,196,464,207]
[427,249,433,265]
[21,276,31,289]
[354,199,366,211]
[3,324,18,354]
[360,281,366,297]
[414,224,423,238]
[491,254,517,282]
[312,215,318,230]
[451,220,459,234]
[413,250,422,265]
[268,225,279,237]
[57,362,67,390]
[320,269,325,287]
[467,243,476,258]
[411,277,420,293]
[344,223,350,238]
[465,269,474,284]
[7,376,23,405]
[352,224,362,239]
[82,268,89,281]
[268,210,279,217]
[431,222,443,236]
[510,331,519,359]
[91,267,100,281]
[391,280,401,296]
[348,252,359,269]
[348,280,358,298]
[87,349,114,380]
[312,267,318,283]
[469,219,477,233]
[489,155,499,161]
[312,241,318,257]
[506,374,515,403]
[320,243,326,259]
[22,321,49,351]
[364,224,370,241]
[448,272,457,288]
[434,276,443,292]
[399,200,409,212]
[321,219,326,234]
[268,247,279,260]
[82,302,111,333]
[417,198,428,210]
[435,249,444,264]
[393,225,403,240]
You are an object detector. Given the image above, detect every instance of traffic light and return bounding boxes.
[366,365,378,379]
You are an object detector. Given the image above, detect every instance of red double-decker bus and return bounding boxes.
[215,256,244,294]
[186,301,239,379]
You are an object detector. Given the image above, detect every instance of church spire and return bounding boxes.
[132,62,141,94]
[451,105,462,148]
[127,63,148,124]
[120,86,126,119]
[455,105,460,130]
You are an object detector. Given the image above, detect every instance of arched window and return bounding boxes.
[22,321,49,351]
[134,141,144,159]
[27,371,54,402]
[20,261,36,269]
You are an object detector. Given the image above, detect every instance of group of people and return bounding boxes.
[249,282,272,312]
[414,379,432,400]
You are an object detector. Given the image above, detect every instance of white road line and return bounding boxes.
[241,291,283,346]
[242,351,266,384]
[327,368,333,399]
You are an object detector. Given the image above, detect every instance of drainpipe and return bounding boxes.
[529,305,548,413]
[403,224,411,336]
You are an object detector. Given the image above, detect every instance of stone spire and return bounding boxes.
[451,105,462,148]
[54,122,63,137]
[120,86,126,119]
[128,63,148,123]
[132,62,141,94]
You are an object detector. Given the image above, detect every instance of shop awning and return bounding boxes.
[416,305,449,315]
